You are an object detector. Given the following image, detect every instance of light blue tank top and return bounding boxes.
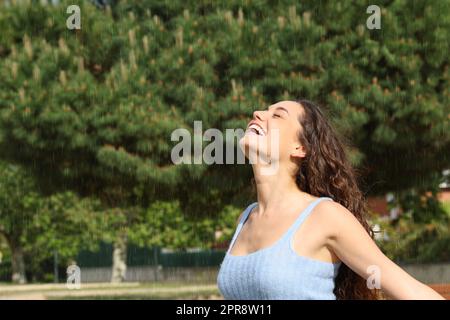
[217,197,342,300]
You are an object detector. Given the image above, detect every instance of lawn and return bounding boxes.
[0,281,222,300]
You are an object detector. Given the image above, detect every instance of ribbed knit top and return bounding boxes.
[217,197,342,300]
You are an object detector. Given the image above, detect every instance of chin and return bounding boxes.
[239,134,270,163]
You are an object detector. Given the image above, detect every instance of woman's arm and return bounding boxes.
[319,201,445,300]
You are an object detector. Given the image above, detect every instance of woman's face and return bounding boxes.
[239,100,306,166]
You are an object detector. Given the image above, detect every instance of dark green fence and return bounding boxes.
[76,242,226,268]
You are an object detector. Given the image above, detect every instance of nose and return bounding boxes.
[253,110,264,120]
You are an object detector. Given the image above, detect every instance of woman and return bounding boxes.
[217,99,444,300]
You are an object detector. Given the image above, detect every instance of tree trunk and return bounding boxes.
[8,238,27,284]
[111,232,127,283]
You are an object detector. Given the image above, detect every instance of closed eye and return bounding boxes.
[272,114,281,118]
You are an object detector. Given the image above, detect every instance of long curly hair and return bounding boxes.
[294,99,381,300]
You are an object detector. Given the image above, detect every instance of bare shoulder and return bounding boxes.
[312,198,363,237]
[313,198,350,218]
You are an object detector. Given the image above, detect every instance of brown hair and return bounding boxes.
[294,99,381,300]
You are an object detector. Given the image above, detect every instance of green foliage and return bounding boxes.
[397,185,448,224]
[24,192,106,274]
[0,161,108,282]
[0,0,200,208]
[129,200,241,249]
[0,162,41,245]
[374,214,450,264]
[372,179,450,264]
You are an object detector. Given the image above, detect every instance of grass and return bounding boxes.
[49,289,221,300]
[0,281,223,300]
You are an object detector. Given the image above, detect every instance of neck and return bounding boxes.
[252,162,311,215]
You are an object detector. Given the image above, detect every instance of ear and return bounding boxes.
[291,145,306,159]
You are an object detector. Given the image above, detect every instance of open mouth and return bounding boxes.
[247,124,266,136]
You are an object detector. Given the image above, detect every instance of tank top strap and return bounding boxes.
[284,197,334,240]
[227,202,258,254]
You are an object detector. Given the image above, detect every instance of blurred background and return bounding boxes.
[0,0,448,299]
